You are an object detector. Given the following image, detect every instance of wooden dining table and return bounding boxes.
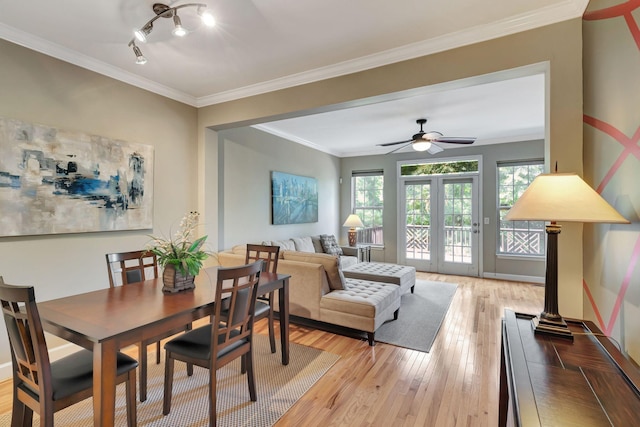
[37,266,290,427]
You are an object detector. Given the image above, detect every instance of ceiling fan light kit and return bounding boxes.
[128,3,216,65]
[412,140,431,151]
[379,118,476,154]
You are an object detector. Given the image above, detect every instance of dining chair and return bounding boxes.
[0,277,138,427]
[162,261,262,427]
[245,243,280,353]
[105,250,193,402]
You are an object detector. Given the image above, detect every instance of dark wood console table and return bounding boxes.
[499,309,640,426]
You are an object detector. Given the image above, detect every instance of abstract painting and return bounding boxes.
[0,116,154,236]
[271,171,318,225]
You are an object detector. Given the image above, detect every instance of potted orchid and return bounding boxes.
[147,211,210,292]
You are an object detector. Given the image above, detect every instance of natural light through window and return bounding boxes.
[498,161,545,256]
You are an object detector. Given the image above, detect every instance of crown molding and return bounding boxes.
[254,124,544,159]
[1,0,587,108]
[252,124,341,157]
[0,23,199,107]
[196,0,587,106]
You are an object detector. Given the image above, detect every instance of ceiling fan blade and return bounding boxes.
[427,144,444,154]
[433,137,476,144]
[386,141,412,154]
[377,139,412,147]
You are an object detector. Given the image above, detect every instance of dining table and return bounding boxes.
[37,266,290,427]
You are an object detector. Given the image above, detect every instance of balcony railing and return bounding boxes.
[356,226,383,245]
[499,229,544,255]
[358,225,544,256]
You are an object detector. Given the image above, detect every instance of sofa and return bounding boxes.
[217,235,401,345]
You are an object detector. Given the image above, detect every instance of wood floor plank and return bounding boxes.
[0,273,544,426]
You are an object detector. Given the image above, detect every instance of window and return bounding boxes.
[352,171,384,245]
[498,161,545,256]
[401,160,479,176]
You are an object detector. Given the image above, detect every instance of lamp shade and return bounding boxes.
[505,173,629,224]
[343,214,364,228]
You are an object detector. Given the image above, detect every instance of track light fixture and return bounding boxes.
[131,43,147,65]
[172,12,187,37]
[128,2,216,65]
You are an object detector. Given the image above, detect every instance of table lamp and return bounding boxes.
[343,214,364,247]
[505,172,629,339]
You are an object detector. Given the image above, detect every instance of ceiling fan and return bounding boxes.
[378,118,476,154]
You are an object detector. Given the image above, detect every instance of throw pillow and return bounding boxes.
[320,234,343,256]
[292,236,315,253]
[270,239,296,254]
[310,235,324,253]
[337,257,349,290]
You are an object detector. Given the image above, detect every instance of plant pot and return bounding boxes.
[162,264,196,293]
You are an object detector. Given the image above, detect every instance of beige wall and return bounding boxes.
[199,19,584,317]
[217,127,341,249]
[583,2,640,361]
[0,39,199,366]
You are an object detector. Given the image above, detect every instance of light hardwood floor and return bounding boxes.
[0,272,543,426]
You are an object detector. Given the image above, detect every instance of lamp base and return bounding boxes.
[348,230,357,247]
[531,316,574,340]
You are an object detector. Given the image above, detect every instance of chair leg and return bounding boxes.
[267,293,276,353]
[241,353,246,374]
[246,348,257,402]
[185,322,194,375]
[125,369,137,427]
[209,366,217,427]
[139,343,148,402]
[11,398,31,427]
[162,353,175,416]
[40,402,53,427]
[156,341,161,364]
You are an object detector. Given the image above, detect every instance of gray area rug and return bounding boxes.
[376,279,458,352]
[0,335,339,427]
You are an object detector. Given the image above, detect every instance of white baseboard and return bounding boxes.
[482,272,544,284]
[0,342,81,382]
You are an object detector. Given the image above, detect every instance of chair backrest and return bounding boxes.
[245,244,280,274]
[212,261,262,355]
[0,277,53,401]
[105,250,158,287]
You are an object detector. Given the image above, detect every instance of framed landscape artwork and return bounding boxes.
[271,171,318,225]
[0,116,154,237]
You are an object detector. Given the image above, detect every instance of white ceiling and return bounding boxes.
[0,0,587,157]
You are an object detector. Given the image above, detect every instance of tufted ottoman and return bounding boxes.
[341,262,416,294]
[320,278,401,345]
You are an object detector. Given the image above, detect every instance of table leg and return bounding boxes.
[279,277,290,365]
[94,340,118,427]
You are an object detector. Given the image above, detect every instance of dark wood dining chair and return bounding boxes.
[162,261,262,427]
[245,243,280,353]
[0,277,138,427]
[106,249,158,287]
[105,250,192,402]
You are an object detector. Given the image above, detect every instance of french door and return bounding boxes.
[400,175,479,276]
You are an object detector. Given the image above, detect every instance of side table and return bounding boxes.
[341,244,371,262]
[499,309,640,426]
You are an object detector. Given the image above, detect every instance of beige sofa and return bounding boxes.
[217,243,401,345]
